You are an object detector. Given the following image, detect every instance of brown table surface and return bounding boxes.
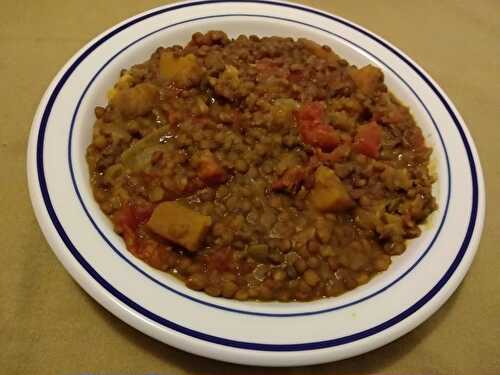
[1,1,499,374]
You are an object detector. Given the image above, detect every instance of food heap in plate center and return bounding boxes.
[87,31,437,301]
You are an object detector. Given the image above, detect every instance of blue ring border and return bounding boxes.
[35,0,479,351]
[67,14,451,317]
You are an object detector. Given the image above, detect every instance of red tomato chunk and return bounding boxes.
[353,122,382,158]
[296,102,339,152]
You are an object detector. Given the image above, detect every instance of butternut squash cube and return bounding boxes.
[310,166,354,212]
[159,52,203,88]
[349,65,383,96]
[111,82,158,117]
[147,201,212,251]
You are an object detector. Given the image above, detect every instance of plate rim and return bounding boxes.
[26,0,486,366]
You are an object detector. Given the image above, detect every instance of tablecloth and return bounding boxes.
[1,1,499,374]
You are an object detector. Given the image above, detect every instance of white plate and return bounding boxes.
[27,0,485,366]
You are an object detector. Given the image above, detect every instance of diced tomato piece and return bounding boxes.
[113,203,153,252]
[353,122,382,158]
[300,122,339,151]
[272,165,306,192]
[115,203,153,231]
[198,152,226,185]
[114,205,134,229]
[296,101,324,123]
[296,102,339,152]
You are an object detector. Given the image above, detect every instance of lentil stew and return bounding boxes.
[86,31,437,302]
